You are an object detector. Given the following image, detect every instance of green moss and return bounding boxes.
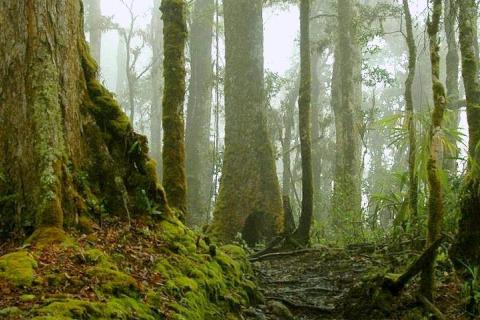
[77,216,98,234]
[26,227,70,248]
[151,219,260,319]
[87,266,139,297]
[33,296,156,320]
[166,276,199,294]
[82,249,113,268]
[0,307,22,318]
[0,251,37,286]
[20,294,36,302]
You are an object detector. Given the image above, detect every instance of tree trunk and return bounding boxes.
[212,0,283,244]
[444,0,460,173]
[452,0,480,268]
[291,0,314,247]
[87,0,102,64]
[332,0,362,232]
[282,80,299,201]
[115,36,127,102]
[185,0,215,226]
[421,0,447,300]
[161,0,188,216]
[402,0,419,222]
[311,52,323,221]
[0,0,169,240]
[151,0,164,180]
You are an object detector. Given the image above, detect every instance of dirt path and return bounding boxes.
[244,246,379,320]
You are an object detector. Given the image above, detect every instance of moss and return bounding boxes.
[87,266,139,297]
[82,248,113,268]
[26,227,70,248]
[78,248,139,297]
[20,294,36,302]
[77,215,98,234]
[0,251,37,286]
[151,219,260,319]
[0,307,22,318]
[33,296,156,320]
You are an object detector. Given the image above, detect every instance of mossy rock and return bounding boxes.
[0,250,37,286]
[26,227,71,248]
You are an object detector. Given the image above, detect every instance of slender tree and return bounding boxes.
[151,0,164,179]
[452,0,480,268]
[291,0,314,246]
[185,0,215,226]
[212,0,283,244]
[402,0,419,222]
[87,0,102,64]
[444,0,460,173]
[421,0,447,300]
[161,0,188,216]
[0,0,169,241]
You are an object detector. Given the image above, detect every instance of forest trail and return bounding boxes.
[244,245,377,320]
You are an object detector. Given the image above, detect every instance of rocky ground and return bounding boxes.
[243,242,468,320]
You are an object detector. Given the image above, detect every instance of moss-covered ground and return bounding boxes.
[0,218,260,319]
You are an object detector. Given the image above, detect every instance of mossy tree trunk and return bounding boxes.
[452,0,480,268]
[0,0,170,240]
[421,0,447,300]
[86,0,102,64]
[444,0,460,173]
[291,0,314,247]
[151,0,164,180]
[331,0,362,232]
[402,0,419,223]
[185,0,215,226]
[212,0,283,245]
[161,0,188,217]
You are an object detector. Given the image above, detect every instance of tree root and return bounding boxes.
[266,296,334,313]
[417,294,446,320]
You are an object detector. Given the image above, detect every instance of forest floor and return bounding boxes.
[243,240,469,320]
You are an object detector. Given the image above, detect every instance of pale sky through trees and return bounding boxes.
[99,1,300,89]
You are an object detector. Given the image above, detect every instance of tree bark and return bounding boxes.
[212,0,283,244]
[150,0,164,180]
[291,0,314,247]
[0,0,169,240]
[402,0,419,222]
[332,0,362,232]
[452,0,480,268]
[421,0,447,300]
[282,79,299,201]
[185,0,215,226]
[444,0,460,173]
[311,52,323,221]
[161,0,188,216]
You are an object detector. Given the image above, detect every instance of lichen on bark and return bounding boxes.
[0,0,170,241]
